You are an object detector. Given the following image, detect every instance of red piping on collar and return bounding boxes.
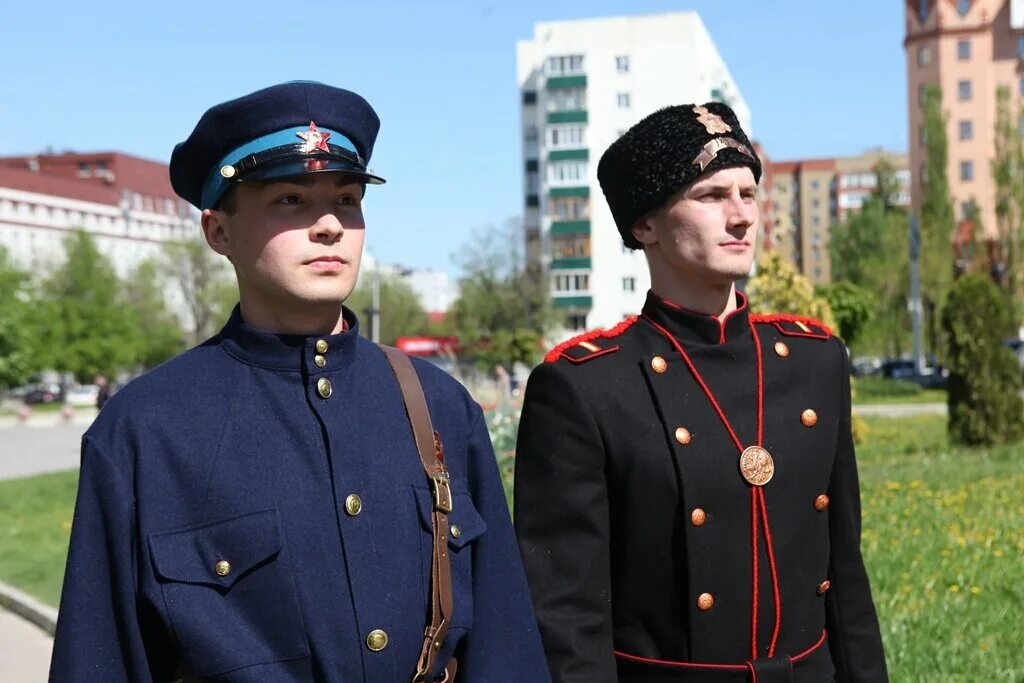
[543,315,639,364]
[750,313,831,337]
[655,292,749,344]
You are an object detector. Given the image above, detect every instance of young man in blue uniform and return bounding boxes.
[50,81,549,682]
[514,103,887,682]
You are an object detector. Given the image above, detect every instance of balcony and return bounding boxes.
[546,75,587,89]
[547,110,588,124]
[552,295,593,309]
[550,220,590,235]
[548,148,589,162]
[550,186,589,198]
[551,257,592,270]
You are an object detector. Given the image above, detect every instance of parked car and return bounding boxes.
[65,384,100,407]
[22,383,63,405]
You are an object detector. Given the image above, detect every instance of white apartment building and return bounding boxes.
[517,12,752,340]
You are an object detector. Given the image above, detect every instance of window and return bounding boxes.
[960,160,974,181]
[959,120,973,140]
[958,80,972,100]
[918,84,928,105]
[616,56,630,73]
[957,39,971,60]
[810,180,820,191]
[960,200,976,219]
[567,314,587,331]
[526,171,539,193]
[812,198,820,209]
[546,55,585,76]
[547,125,585,148]
[919,125,927,145]
[553,274,590,292]
[617,93,631,108]
[920,163,929,185]
[956,0,970,16]
[552,234,590,258]
[917,45,931,66]
[523,91,537,105]
[550,196,589,220]
[622,277,636,293]
[547,87,586,112]
[548,160,587,184]
[918,0,929,22]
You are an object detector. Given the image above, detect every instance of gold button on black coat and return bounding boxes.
[317,378,333,399]
[315,339,329,354]
[366,629,388,651]
[345,494,362,516]
[215,560,231,577]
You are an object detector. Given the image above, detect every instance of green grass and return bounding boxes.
[1,415,1021,679]
[0,469,78,606]
[853,377,946,405]
[857,415,1024,681]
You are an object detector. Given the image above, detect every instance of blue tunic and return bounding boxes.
[49,308,550,682]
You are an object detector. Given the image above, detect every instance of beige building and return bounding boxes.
[767,151,910,285]
[905,0,1024,239]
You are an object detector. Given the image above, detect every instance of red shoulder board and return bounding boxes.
[544,316,639,364]
[751,313,832,340]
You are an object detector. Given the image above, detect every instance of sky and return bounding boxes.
[0,1,907,275]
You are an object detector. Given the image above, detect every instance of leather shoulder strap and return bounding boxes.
[379,345,456,682]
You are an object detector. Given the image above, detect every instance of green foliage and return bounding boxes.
[161,237,237,344]
[450,218,555,369]
[829,164,910,356]
[746,251,835,329]
[123,259,187,369]
[818,280,873,346]
[920,85,955,324]
[346,274,428,345]
[34,231,139,382]
[0,247,34,388]
[941,273,1024,446]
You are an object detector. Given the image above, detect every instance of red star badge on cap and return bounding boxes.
[297,121,331,153]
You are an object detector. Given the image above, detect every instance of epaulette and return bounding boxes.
[751,313,832,340]
[543,316,639,364]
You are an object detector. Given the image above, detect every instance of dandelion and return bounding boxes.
[970,586,981,595]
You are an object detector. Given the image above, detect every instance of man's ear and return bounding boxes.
[201,209,232,257]
[631,213,659,247]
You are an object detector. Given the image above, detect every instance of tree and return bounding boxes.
[449,217,555,369]
[124,259,187,369]
[346,274,428,345]
[829,163,911,356]
[992,85,1024,306]
[35,230,138,382]
[920,85,956,346]
[0,247,33,388]
[941,273,1024,446]
[745,251,836,330]
[818,281,873,348]
[161,237,237,345]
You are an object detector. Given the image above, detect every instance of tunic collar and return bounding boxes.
[641,290,750,346]
[218,305,361,372]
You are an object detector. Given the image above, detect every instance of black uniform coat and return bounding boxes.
[514,292,887,683]
[50,307,550,682]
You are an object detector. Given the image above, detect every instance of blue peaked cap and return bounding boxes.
[170,81,385,209]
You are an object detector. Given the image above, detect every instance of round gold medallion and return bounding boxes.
[317,377,333,399]
[315,339,329,354]
[697,592,715,611]
[774,341,790,358]
[214,560,231,577]
[651,356,668,374]
[739,445,775,486]
[814,494,830,511]
[801,409,818,427]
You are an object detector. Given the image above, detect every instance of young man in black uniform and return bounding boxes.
[514,102,887,683]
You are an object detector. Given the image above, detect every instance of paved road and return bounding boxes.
[0,608,52,682]
[853,402,946,417]
[0,419,90,481]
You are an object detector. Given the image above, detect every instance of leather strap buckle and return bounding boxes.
[432,472,453,513]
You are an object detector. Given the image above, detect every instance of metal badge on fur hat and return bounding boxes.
[597,102,761,249]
